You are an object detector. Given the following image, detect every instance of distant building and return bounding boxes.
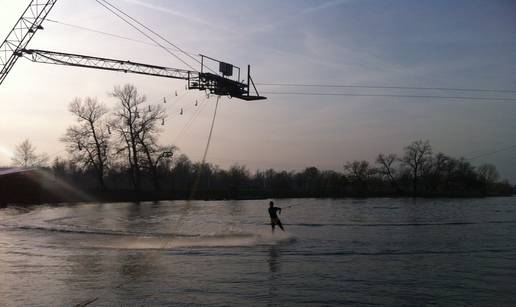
[0,168,43,206]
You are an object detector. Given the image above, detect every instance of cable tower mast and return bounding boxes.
[0,0,57,85]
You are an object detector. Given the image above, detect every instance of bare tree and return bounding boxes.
[426,152,451,191]
[376,153,401,193]
[11,139,48,167]
[477,163,499,187]
[401,140,432,194]
[344,160,374,191]
[139,141,176,190]
[110,84,168,191]
[61,97,110,190]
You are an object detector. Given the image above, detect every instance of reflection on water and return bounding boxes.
[267,246,281,307]
[268,246,281,274]
[0,198,516,306]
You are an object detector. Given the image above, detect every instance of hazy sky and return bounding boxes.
[0,0,515,182]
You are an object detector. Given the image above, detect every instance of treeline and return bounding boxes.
[44,141,512,199]
[9,84,514,200]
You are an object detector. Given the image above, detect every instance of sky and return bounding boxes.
[0,0,515,182]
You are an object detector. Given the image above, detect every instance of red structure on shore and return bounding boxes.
[0,168,43,206]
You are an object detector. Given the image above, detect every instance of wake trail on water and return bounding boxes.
[264,221,516,227]
[1,222,297,249]
[85,230,297,250]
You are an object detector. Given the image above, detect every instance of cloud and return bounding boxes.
[120,0,230,32]
[302,0,352,14]
[262,0,352,32]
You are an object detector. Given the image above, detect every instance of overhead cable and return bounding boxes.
[45,18,198,56]
[95,0,197,71]
[98,0,217,74]
[262,91,516,102]
[468,145,516,160]
[257,82,516,94]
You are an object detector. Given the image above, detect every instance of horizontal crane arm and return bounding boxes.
[22,49,195,80]
[20,49,265,101]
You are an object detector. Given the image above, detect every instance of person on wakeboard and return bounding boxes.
[268,201,285,232]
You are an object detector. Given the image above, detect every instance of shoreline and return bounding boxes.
[2,192,514,208]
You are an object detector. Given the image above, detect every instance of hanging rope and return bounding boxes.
[201,96,221,164]
[173,98,209,143]
[189,96,221,199]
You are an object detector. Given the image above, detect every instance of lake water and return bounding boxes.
[1,198,515,306]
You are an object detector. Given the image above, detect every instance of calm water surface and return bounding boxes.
[1,198,515,306]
